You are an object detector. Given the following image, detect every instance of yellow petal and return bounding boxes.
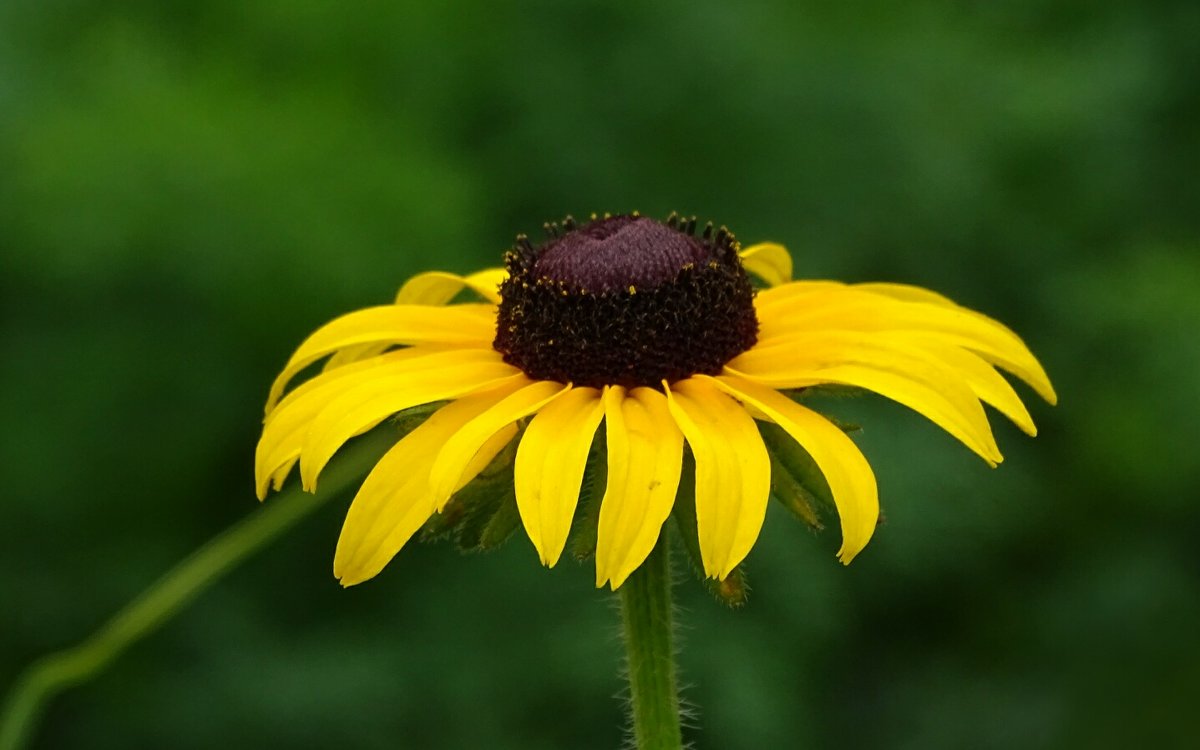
[333,387,519,586]
[266,303,496,412]
[731,331,1003,465]
[266,345,449,425]
[513,386,606,567]
[428,379,570,509]
[394,268,507,305]
[664,378,771,579]
[269,458,296,493]
[321,343,392,373]
[757,285,1056,405]
[256,346,466,498]
[705,374,879,564]
[906,337,1037,436]
[852,282,957,307]
[319,271,508,374]
[854,283,1056,404]
[460,426,521,487]
[739,243,794,287]
[595,387,684,590]
[753,280,849,312]
[298,352,524,491]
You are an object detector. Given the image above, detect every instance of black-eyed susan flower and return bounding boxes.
[254,213,1055,590]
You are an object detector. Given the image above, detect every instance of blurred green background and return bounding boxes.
[3,1,1198,748]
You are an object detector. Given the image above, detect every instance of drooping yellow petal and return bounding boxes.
[513,387,606,567]
[394,268,507,305]
[756,285,1056,404]
[428,379,570,509]
[333,387,519,587]
[298,352,524,491]
[854,282,1056,404]
[256,346,461,498]
[731,331,1003,465]
[595,387,684,590]
[266,303,496,412]
[906,337,1037,436]
[739,243,793,287]
[664,378,771,579]
[705,374,879,564]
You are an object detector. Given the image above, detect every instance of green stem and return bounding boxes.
[0,433,392,750]
[619,535,683,750]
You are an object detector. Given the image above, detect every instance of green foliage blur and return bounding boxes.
[3,2,1198,748]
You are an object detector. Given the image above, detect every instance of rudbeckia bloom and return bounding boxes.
[255,213,1055,590]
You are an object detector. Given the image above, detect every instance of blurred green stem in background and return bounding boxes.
[0,432,393,750]
[619,536,684,750]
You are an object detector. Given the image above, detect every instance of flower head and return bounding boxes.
[255,212,1055,590]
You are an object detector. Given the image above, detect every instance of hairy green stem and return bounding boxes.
[619,536,683,750]
[0,433,391,750]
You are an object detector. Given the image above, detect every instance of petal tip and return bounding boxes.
[606,566,634,590]
[254,474,270,500]
[335,565,374,588]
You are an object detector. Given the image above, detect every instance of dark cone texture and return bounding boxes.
[493,214,759,389]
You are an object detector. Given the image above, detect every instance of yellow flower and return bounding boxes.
[255,213,1056,590]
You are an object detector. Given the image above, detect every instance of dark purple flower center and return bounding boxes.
[534,215,711,291]
[493,213,759,389]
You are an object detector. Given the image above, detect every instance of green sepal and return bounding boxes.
[786,384,866,402]
[780,390,861,433]
[768,451,823,531]
[822,414,861,435]
[392,400,448,434]
[448,479,508,552]
[759,421,836,532]
[419,470,506,545]
[419,428,523,551]
[670,450,750,609]
[568,430,607,561]
[477,484,521,551]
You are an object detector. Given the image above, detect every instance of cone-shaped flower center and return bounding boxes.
[534,214,710,291]
[493,213,759,389]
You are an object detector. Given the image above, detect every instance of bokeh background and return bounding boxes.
[3,2,1198,748]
